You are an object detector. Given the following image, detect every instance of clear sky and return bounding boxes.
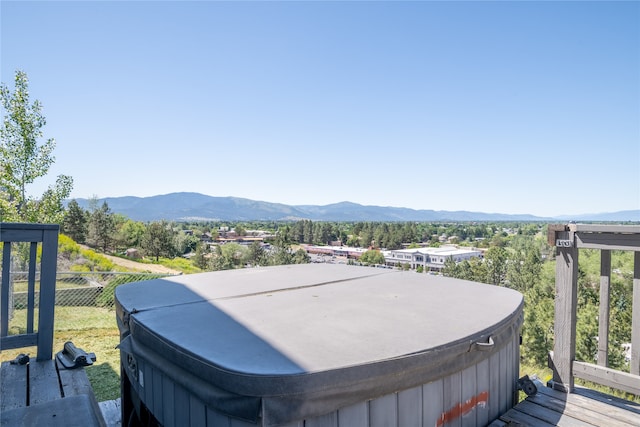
[1,1,638,218]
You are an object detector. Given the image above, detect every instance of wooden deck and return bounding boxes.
[491,379,640,426]
[0,357,106,427]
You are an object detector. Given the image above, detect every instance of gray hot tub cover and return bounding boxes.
[116,264,523,426]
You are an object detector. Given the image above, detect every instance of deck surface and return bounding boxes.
[492,380,640,426]
[0,357,105,427]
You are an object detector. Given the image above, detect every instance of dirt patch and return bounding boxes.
[75,245,182,274]
[100,253,182,274]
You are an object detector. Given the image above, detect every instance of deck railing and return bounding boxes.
[548,223,640,395]
[0,222,59,361]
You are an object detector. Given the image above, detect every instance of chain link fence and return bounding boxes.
[5,271,177,337]
[9,271,175,310]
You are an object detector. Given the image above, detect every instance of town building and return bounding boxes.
[383,246,483,272]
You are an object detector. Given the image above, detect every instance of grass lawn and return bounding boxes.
[12,279,90,292]
[1,306,121,402]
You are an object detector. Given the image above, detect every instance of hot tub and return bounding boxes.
[115,264,523,427]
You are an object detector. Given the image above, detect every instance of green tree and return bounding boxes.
[193,242,210,270]
[211,243,246,270]
[442,256,459,277]
[173,231,199,255]
[246,241,268,266]
[359,249,386,265]
[485,246,508,286]
[87,201,115,252]
[506,240,542,293]
[116,219,146,250]
[271,226,293,265]
[0,70,73,223]
[62,199,88,243]
[141,220,176,261]
[293,248,311,264]
[234,224,246,237]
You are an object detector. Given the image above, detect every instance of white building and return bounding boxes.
[383,246,483,272]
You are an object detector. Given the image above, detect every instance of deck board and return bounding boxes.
[29,359,61,405]
[0,361,27,410]
[497,379,640,427]
[0,358,105,427]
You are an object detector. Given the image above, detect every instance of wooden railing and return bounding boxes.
[548,223,640,395]
[0,222,59,361]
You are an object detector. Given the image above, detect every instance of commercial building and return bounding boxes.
[383,246,483,272]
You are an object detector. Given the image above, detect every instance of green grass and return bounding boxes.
[12,279,89,292]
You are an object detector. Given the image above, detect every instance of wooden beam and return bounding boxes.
[575,232,640,251]
[573,361,640,396]
[598,250,611,367]
[0,334,38,349]
[570,224,640,234]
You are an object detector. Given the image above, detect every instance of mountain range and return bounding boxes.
[71,192,639,223]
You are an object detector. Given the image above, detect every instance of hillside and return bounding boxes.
[70,192,639,222]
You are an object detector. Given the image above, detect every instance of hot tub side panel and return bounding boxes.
[119,329,520,427]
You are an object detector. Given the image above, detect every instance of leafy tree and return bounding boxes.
[359,249,385,265]
[360,228,373,249]
[116,219,146,250]
[62,199,88,243]
[141,220,176,261]
[234,224,246,237]
[87,202,115,252]
[271,226,293,265]
[0,70,73,223]
[293,248,311,264]
[442,256,458,277]
[173,231,199,255]
[485,246,508,286]
[246,241,268,266]
[506,239,542,293]
[192,242,210,270]
[211,243,246,270]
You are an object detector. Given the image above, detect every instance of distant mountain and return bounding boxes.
[554,210,640,222]
[70,192,636,222]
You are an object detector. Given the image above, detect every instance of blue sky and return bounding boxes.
[1,1,638,218]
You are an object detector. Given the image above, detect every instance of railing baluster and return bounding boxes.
[27,241,38,334]
[598,249,611,367]
[632,251,640,376]
[1,242,11,339]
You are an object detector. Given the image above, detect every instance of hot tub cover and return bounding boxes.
[116,264,523,425]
